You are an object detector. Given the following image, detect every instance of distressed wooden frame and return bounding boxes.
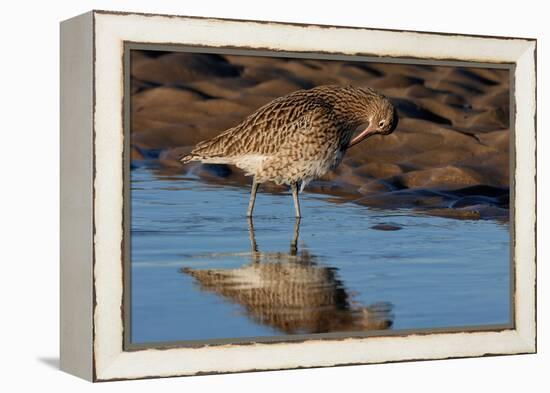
[60,10,537,382]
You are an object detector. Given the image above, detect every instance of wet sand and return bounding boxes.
[130,50,510,220]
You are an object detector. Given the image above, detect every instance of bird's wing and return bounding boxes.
[182,104,334,161]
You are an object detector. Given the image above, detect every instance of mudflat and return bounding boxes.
[130,51,510,220]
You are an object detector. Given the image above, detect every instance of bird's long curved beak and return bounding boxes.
[348,123,378,148]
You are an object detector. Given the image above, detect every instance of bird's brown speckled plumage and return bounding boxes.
[180,85,398,216]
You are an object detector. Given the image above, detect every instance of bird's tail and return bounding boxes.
[179,128,237,165]
[178,152,197,164]
[178,148,224,164]
[178,139,214,163]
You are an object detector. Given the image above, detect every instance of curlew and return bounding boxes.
[179,85,398,217]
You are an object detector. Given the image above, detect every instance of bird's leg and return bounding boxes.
[291,183,301,218]
[247,216,260,264]
[290,217,301,256]
[247,180,260,217]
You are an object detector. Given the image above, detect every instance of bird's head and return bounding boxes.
[347,90,398,148]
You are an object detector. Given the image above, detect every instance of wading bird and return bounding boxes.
[179,85,398,217]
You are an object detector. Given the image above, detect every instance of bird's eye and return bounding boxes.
[378,120,385,128]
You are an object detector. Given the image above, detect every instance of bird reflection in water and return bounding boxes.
[181,218,393,335]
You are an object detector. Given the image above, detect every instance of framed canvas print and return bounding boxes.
[60,10,537,381]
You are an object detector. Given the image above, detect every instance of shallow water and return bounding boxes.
[130,166,510,345]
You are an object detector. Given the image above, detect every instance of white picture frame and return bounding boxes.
[60,10,536,381]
